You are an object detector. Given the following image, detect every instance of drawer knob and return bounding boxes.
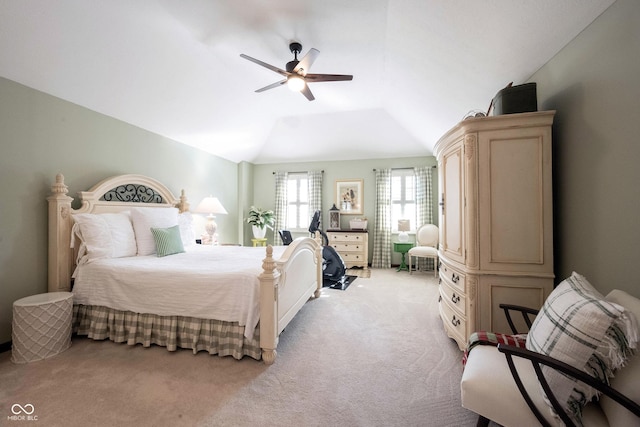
[451,315,461,327]
[451,293,460,304]
[452,273,459,284]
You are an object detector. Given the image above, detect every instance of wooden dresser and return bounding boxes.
[434,111,555,350]
[326,230,369,269]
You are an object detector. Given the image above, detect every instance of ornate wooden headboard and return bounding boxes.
[47,173,189,293]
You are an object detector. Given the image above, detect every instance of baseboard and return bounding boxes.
[0,341,11,353]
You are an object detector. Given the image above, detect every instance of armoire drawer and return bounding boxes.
[438,294,467,349]
[439,262,466,294]
[439,280,466,316]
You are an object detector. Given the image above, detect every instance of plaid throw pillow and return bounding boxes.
[526,272,638,425]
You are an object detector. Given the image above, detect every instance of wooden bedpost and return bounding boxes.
[259,245,280,364]
[176,189,190,213]
[47,174,74,292]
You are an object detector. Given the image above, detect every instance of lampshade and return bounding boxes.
[398,219,410,242]
[287,75,305,92]
[398,219,411,232]
[195,196,228,215]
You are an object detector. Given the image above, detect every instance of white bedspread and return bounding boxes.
[72,245,286,339]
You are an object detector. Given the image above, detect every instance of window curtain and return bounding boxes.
[415,166,434,271]
[273,171,288,246]
[372,168,392,268]
[307,170,323,227]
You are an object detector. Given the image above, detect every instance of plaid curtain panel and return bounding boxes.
[273,172,288,246]
[415,166,434,271]
[307,170,323,221]
[371,168,391,268]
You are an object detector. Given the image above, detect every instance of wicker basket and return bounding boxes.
[349,219,367,230]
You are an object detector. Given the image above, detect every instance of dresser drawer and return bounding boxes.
[341,252,366,262]
[439,262,465,294]
[330,243,365,253]
[328,233,367,244]
[439,280,466,316]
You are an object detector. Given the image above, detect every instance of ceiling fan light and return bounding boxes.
[287,75,305,92]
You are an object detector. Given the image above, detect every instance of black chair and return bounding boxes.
[279,230,293,245]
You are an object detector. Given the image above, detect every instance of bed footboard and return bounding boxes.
[259,236,322,364]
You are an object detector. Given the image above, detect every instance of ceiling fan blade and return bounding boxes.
[305,73,353,82]
[255,79,287,93]
[240,54,288,77]
[293,48,320,76]
[300,85,315,101]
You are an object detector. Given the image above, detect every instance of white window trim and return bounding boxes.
[391,169,416,233]
[287,173,309,232]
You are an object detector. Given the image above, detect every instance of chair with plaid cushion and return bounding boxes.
[461,273,640,427]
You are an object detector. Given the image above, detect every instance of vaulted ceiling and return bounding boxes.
[0,0,615,164]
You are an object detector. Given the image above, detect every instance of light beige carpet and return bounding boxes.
[346,267,371,278]
[0,269,480,427]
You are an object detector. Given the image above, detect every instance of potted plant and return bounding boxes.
[246,206,275,239]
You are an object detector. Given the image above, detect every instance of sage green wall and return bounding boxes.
[0,77,238,343]
[249,157,438,264]
[529,0,639,296]
[237,161,254,245]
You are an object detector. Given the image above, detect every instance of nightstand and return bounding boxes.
[251,238,267,247]
[393,242,414,271]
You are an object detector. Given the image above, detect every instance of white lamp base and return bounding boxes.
[204,215,218,245]
[398,231,409,242]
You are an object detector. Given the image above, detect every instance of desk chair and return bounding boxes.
[279,230,293,245]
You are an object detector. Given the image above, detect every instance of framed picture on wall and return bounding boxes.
[335,179,363,215]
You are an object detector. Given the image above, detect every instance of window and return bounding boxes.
[286,173,309,230]
[391,169,416,231]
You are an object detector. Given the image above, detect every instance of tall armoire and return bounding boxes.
[434,111,555,350]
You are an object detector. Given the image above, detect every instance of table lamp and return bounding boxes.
[195,196,228,245]
[398,219,410,242]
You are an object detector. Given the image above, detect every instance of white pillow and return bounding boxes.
[130,207,179,255]
[72,212,137,264]
[526,272,638,424]
[178,212,196,247]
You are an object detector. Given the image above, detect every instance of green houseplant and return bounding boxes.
[246,206,275,239]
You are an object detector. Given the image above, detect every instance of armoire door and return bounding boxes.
[439,139,465,265]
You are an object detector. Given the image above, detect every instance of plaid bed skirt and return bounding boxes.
[462,331,528,366]
[73,305,262,361]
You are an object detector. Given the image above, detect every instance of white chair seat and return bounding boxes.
[461,345,609,427]
[408,246,437,257]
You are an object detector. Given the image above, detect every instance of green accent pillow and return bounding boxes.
[150,225,185,257]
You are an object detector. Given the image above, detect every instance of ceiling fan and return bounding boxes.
[240,42,353,101]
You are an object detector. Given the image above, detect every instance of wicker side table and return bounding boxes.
[11,292,73,364]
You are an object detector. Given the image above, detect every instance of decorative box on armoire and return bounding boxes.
[434,111,555,350]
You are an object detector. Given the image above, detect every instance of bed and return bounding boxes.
[47,173,322,364]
